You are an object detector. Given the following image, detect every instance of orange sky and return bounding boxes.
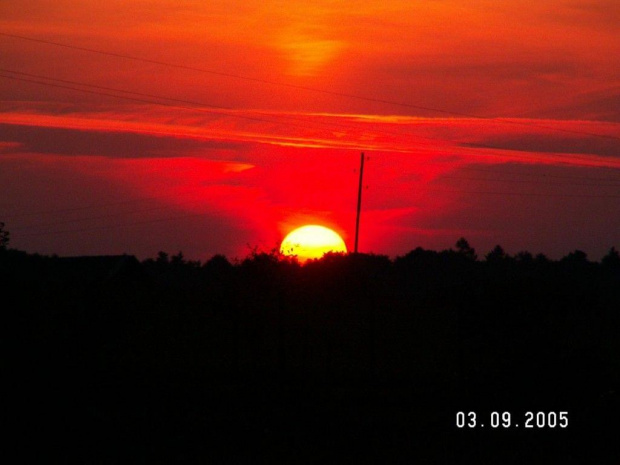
[1,1,619,260]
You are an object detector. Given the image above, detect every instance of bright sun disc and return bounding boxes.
[280,225,347,262]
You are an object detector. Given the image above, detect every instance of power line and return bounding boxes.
[3,168,618,227]
[423,189,620,199]
[0,68,449,146]
[0,195,177,220]
[1,69,543,160]
[16,211,213,238]
[12,189,620,239]
[1,69,619,230]
[1,72,618,195]
[438,174,620,188]
[3,69,619,174]
[12,186,620,237]
[0,73,318,134]
[2,31,619,141]
[1,51,619,230]
[0,68,233,110]
[8,198,214,231]
[5,173,618,233]
[0,70,456,154]
[460,166,620,183]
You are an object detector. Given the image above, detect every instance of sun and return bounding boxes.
[280,225,347,262]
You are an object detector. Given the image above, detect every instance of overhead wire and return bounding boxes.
[2,68,619,173]
[5,182,620,240]
[1,69,619,234]
[0,73,319,133]
[3,167,619,228]
[1,33,619,238]
[16,211,214,238]
[1,31,619,141]
[13,187,620,240]
[7,197,216,231]
[437,174,620,187]
[0,68,473,150]
[424,189,620,199]
[459,166,620,183]
[1,196,170,220]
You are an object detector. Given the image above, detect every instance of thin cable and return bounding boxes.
[17,212,212,237]
[438,175,620,187]
[6,174,619,232]
[1,196,165,220]
[1,71,619,227]
[0,73,316,132]
[3,166,619,225]
[1,70,510,157]
[423,189,620,198]
[8,198,213,231]
[13,188,620,238]
[2,32,618,141]
[0,68,446,144]
[4,70,619,170]
[1,71,451,152]
[461,166,620,182]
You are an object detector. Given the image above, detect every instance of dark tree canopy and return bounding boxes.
[602,246,620,271]
[455,237,477,260]
[0,222,9,250]
[4,238,620,463]
[485,244,507,262]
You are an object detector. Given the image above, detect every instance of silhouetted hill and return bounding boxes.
[3,244,619,463]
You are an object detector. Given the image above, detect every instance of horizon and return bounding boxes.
[3,232,617,266]
[1,1,619,261]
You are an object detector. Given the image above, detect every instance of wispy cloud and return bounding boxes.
[2,104,618,168]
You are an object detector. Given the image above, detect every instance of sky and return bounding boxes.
[1,0,619,261]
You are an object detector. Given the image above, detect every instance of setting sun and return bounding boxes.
[280,225,348,262]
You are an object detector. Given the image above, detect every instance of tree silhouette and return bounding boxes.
[0,222,9,250]
[203,254,232,274]
[562,249,588,264]
[485,244,508,263]
[170,251,186,267]
[455,237,477,260]
[156,251,169,265]
[602,246,620,271]
[6,239,620,463]
[534,253,550,264]
[515,251,534,264]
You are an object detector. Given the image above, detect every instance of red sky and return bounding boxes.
[1,1,619,261]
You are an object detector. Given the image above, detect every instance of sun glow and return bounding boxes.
[278,30,343,77]
[280,225,348,262]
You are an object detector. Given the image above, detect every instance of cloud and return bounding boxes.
[532,87,620,122]
[1,102,618,261]
[0,123,245,159]
[2,103,619,167]
[3,0,617,120]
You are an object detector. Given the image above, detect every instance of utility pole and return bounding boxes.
[354,152,365,254]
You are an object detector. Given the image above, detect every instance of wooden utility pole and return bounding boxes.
[354,152,365,254]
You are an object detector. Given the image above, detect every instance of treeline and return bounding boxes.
[141,238,620,273]
[3,238,620,463]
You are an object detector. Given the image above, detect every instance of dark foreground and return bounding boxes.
[4,246,620,463]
